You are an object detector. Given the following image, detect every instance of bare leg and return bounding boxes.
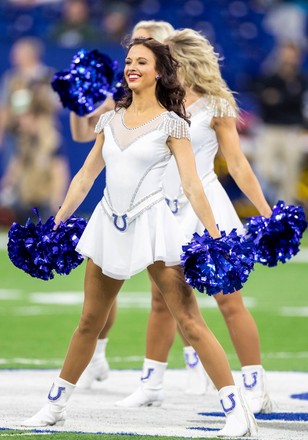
[60,259,124,384]
[215,290,261,366]
[146,274,177,362]
[79,275,119,388]
[178,288,270,413]
[22,259,124,427]
[177,289,261,365]
[148,261,233,390]
[147,262,257,437]
[115,275,176,407]
[145,274,213,394]
[116,261,233,407]
[177,324,188,345]
[215,291,272,413]
[98,300,117,339]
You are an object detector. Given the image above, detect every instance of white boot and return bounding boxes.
[78,338,110,389]
[183,346,209,395]
[22,377,76,427]
[242,364,273,414]
[217,385,258,437]
[115,358,166,407]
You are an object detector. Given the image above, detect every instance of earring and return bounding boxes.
[155,75,161,80]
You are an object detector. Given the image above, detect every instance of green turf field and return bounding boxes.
[1,230,308,372]
[1,231,308,440]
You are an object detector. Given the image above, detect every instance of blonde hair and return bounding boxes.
[165,28,238,115]
[132,20,175,43]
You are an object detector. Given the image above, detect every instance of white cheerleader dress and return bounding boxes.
[163,96,245,239]
[76,108,190,280]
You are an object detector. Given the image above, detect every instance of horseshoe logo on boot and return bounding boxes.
[242,371,258,389]
[141,367,154,382]
[48,383,66,401]
[185,351,199,368]
[220,392,236,413]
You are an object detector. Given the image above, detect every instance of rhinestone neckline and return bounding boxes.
[121,109,168,130]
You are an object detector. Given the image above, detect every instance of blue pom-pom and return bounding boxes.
[181,229,255,295]
[51,49,118,116]
[7,209,87,280]
[51,215,87,276]
[245,200,307,267]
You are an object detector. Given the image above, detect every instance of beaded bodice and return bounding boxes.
[94,108,190,215]
[163,95,236,200]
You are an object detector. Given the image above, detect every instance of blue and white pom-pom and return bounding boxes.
[245,200,307,267]
[181,229,255,296]
[7,209,87,280]
[51,49,118,116]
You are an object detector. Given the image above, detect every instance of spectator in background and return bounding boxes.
[99,2,132,45]
[0,37,57,176]
[263,1,307,47]
[0,90,70,224]
[0,36,68,223]
[47,0,101,48]
[253,41,308,205]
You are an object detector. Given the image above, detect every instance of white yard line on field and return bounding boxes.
[1,352,308,367]
[1,370,308,439]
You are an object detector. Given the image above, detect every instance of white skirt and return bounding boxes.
[176,175,245,240]
[76,199,187,280]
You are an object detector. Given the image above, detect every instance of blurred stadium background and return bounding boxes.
[1,0,308,219]
[0,2,308,438]
[0,0,307,364]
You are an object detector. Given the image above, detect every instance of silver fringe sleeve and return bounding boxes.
[159,111,191,140]
[94,110,115,134]
[210,97,237,118]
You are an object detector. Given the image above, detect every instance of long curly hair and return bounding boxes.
[165,29,238,116]
[115,38,189,124]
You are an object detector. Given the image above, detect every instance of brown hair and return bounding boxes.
[116,38,189,124]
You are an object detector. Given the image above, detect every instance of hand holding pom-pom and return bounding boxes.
[245,200,307,267]
[181,229,255,296]
[7,209,87,280]
[51,49,118,116]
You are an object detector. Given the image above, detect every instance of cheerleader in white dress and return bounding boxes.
[164,96,244,238]
[22,38,257,437]
[73,20,176,390]
[76,108,190,280]
[117,29,273,417]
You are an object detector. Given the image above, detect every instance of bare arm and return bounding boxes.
[69,113,97,143]
[54,131,105,226]
[70,97,115,142]
[212,116,272,217]
[50,156,70,213]
[169,137,220,238]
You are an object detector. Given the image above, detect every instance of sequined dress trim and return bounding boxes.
[101,155,168,231]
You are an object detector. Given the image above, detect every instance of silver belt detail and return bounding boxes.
[101,191,164,232]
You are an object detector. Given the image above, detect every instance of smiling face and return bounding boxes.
[124,44,159,93]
